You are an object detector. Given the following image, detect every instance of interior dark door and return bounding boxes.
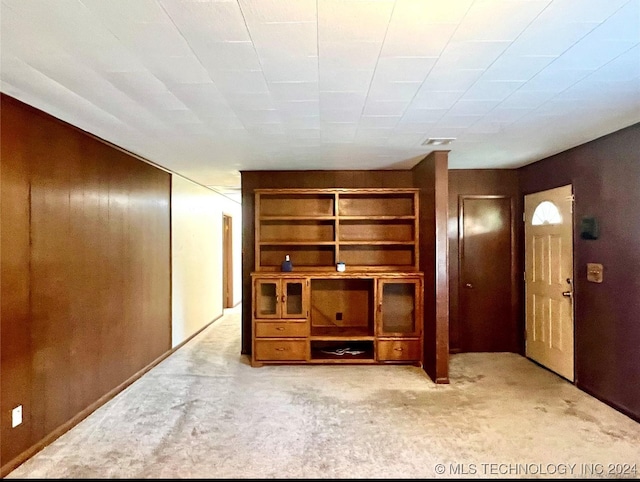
[459,196,515,352]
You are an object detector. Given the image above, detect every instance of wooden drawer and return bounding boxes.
[255,321,308,338]
[254,340,307,361]
[377,339,421,361]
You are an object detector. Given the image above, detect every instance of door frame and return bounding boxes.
[222,213,233,309]
[457,195,518,352]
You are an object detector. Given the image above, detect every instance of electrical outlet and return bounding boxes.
[12,405,23,428]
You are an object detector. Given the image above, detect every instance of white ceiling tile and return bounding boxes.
[117,22,193,58]
[160,0,251,43]
[524,68,594,93]
[363,100,410,116]
[437,114,482,129]
[373,57,438,83]
[235,109,282,124]
[320,70,373,91]
[411,91,463,109]
[320,91,367,110]
[142,56,213,85]
[498,90,556,110]
[368,81,422,101]
[210,70,269,93]
[394,120,438,134]
[240,0,317,24]
[269,82,319,101]
[390,0,473,25]
[381,23,457,58]
[250,22,317,60]
[82,0,170,24]
[437,41,512,70]
[318,0,394,43]
[320,109,363,122]
[462,81,525,101]
[452,0,550,42]
[197,42,262,72]
[482,55,557,82]
[585,45,640,82]
[359,115,402,128]
[420,68,484,91]
[401,109,447,123]
[542,0,631,24]
[321,123,358,142]
[283,116,321,128]
[225,93,276,110]
[319,41,381,71]
[447,100,498,116]
[261,57,318,83]
[276,99,320,114]
[482,108,530,124]
[507,21,600,57]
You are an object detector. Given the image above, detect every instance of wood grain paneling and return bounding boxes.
[448,170,521,354]
[412,152,449,383]
[519,123,640,422]
[240,170,414,355]
[0,94,32,465]
[0,94,171,473]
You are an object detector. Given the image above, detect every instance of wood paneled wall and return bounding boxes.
[448,170,522,354]
[240,170,414,355]
[0,95,172,473]
[519,123,640,422]
[412,152,449,383]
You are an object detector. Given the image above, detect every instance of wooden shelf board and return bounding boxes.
[260,216,336,221]
[338,215,415,220]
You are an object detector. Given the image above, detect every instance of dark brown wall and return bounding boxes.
[240,170,414,355]
[519,123,640,422]
[412,152,449,383]
[448,170,522,353]
[1,95,172,472]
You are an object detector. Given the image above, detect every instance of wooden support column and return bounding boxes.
[413,151,449,383]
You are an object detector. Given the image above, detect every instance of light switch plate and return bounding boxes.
[587,263,603,283]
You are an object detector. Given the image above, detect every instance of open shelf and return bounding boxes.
[338,193,415,217]
[260,219,335,243]
[310,340,375,361]
[260,245,335,268]
[339,245,415,267]
[260,193,334,217]
[310,278,374,336]
[339,218,414,243]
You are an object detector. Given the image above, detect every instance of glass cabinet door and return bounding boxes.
[377,279,421,336]
[255,279,280,318]
[282,279,307,318]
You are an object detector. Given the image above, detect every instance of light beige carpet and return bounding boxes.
[7,305,640,479]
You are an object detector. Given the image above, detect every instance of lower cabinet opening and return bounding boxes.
[310,340,374,361]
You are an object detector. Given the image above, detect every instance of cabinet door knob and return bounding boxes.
[464,283,473,289]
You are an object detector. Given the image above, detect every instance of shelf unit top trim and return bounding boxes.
[255,188,419,194]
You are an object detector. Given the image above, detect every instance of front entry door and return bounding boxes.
[524,185,574,381]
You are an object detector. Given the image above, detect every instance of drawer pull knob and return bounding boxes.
[276,327,285,331]
[275,347,285,351]
[394,347,404,351]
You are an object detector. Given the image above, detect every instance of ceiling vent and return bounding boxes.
[422,137,456,146]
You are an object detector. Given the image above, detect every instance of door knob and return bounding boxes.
[562,291,572,297]
[464,283,473,288]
